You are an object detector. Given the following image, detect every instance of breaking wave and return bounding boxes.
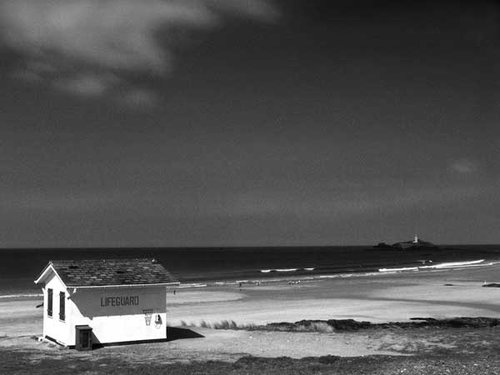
[379,259,490,273]
[260,267,315,273]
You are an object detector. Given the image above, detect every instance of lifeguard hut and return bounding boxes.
[34,258,179,349]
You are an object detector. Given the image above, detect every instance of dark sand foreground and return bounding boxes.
[1,264,500,374]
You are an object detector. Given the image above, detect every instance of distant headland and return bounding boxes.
[373,235,438,250]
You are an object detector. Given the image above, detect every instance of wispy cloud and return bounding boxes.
[205,184,482,219]
[0,0,277,105]
[450,159,478,174]
[120,88,161,109]
[52,73,119,97]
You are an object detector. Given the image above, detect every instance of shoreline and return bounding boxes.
[180,257,500,288]
[2,262,499,322]
[2,244,500,298]
[3,257,499,301]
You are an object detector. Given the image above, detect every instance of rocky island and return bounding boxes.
[374,235,438,250]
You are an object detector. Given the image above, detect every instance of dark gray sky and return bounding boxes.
[1,0,499,247]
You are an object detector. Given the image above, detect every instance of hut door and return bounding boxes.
[80,330,90,348]
[75,325,93,351]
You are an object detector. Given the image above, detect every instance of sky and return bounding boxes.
[0,0,499,247]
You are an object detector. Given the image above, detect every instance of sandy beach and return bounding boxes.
[1,263,500,365]
[167,271,500,328]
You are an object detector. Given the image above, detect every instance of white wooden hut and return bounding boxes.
[34,258,179,349]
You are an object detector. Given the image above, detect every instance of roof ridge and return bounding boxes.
[50,258,156,261]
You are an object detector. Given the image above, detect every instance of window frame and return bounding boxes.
[59,291,65,322]
[47,288,53,317]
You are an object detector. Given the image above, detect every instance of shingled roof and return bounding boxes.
[35,259,178,287]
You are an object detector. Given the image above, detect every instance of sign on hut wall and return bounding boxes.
[71,287,165,318]
[100,295,140,307]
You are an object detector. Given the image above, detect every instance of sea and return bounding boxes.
[1,245,500,299]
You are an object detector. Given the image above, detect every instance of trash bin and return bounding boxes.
[75,325,93,351]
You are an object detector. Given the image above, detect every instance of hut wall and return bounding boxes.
[67,285,167,345]
[43,275,72,345]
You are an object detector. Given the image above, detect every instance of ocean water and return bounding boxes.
[1,245,500,297]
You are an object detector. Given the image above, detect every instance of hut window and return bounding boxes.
[59,292,65,321]
[47,289,53,317]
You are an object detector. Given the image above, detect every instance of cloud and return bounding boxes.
[450,159,478,174]
[52,73,119,96]
[206,184,481,220]
[0,0,277,104]
[120,88,160,109]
